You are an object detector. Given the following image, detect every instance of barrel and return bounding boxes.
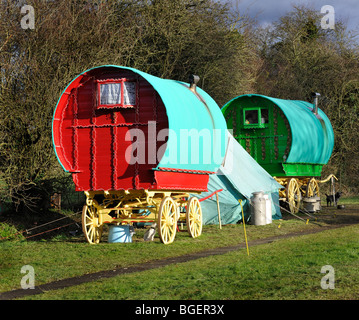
[108,225,133,243]
[303,197,321,213]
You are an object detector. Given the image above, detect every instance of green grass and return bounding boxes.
[0,223,25,241]
[320,195,359,206]
[0,219,322,293]
[1,200,359,300]
[21,224,359,300]
[336,196,359,205]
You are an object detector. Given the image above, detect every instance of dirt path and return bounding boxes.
[0,223,353,300]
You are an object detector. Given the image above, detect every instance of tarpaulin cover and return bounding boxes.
[195,132,283,224]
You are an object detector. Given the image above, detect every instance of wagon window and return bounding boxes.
[243,108,268,128]
[100,83,122,105]
[244,109,258,125]
[123,82,136,105]
[97,80,137,108]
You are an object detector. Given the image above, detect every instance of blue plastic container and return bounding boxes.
[108,225,132,243]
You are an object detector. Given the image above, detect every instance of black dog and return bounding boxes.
[325,192,342,206]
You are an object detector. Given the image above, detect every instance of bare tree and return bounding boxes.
[255,5,359,192]
[0,0,257,213]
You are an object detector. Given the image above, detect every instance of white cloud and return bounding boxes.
[223,0,358,31]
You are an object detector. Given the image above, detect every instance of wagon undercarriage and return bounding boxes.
[82,190,203,244]
[276,174,337,214]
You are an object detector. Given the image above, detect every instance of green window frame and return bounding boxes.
[243,107,269,129]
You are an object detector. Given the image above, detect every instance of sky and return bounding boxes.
[225,0,359,32]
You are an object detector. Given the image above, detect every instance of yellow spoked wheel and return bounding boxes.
[186,197,202,238]
[286,178,301,214]
[306,177,320,198]
[82,204,103,244]
[158,197,177,244]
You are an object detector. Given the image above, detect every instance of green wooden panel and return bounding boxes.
[282,163,323,177]
[223,96,291,176]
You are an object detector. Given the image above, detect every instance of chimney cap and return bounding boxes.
[311,92,320,115]
[189,74,200,85]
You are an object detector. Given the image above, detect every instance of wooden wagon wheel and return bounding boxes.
[186,197,202,238]
[82,204,103,244]
[158,197,177,244]
[306,177,320,198]
[286,178,301,214]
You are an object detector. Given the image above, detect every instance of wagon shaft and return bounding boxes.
[317,174,338,184]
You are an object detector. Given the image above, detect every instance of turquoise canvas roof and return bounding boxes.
[136,71,227,173]
[53,65,227,173]
[222,94,334,165]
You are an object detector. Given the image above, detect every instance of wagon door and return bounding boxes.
[239,106,291,176]
[237,107,272,164]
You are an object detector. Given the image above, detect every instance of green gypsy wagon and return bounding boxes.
[222,94,335,213]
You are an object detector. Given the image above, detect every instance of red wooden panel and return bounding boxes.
[154,171,209,192]
[114,126,136,190]
[74,127,92,190]
[54,66,208,192]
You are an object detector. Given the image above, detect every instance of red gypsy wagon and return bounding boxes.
[52,65,227,244]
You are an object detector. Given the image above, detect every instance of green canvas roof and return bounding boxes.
[222,94,334,165]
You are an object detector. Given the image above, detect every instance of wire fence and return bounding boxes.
[0,211,81,242]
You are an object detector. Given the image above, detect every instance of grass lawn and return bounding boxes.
[1,201,359,300]
[22,224,359,300]
[0,220,313,292]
